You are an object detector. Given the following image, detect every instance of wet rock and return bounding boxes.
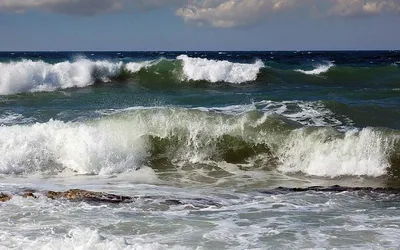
[0,188,222,208]
[0,193,12,202]
[23,192,38,198]
[46,189,133,204]
[163,199,183,206]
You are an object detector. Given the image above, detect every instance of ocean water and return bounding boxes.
[0,51,400,249]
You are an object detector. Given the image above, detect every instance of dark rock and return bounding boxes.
[163,199,183,206]
[23,192,38,198]
[0,188,222,208]
[46,189,133,203]
[0,193,12,202]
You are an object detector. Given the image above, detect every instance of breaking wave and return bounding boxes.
[177,55,264,83]
[295,62,335,75]
[0,107,399,178]
[2,56,400,95]
[0,59,122,95]
[0,56,264,95]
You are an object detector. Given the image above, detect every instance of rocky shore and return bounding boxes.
[0,188,222,208]
[2,186,400,205]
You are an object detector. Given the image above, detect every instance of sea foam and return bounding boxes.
[0,59,122,95]
[0,56,265,95]
[295,62,334,75]
[0,108,397,178]
[177,55,264,83]
[278,127,398,177]
[0,228,192,250]
[125,59,160,73]
[0,119,148,175]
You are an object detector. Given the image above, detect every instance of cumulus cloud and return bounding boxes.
[329,0,400,16]
[176,0,301,28]
[177,0,400,28]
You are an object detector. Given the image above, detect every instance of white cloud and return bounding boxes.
[0,0,399,26]
[329,0,400,16]
[177,0,400,28]
[176,0,300,28]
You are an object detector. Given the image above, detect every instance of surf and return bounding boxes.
[2,55,400,96]
[0,59,122,95]
[295,62,335,75]
[0,56,265,95]
[0,107,398,178]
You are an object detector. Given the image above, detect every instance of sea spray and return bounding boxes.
[177,55,264,83]
[0,108,398,177]
[2,56,400,95]
[295,62,335,75]
[0,59,122,95]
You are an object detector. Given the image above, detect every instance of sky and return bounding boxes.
[0,0,399,51]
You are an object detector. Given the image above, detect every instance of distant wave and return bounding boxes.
[295,62,335,75]
[0,56,264,95]
[177,55,264,83]
[2,56,400,95]
[0,59,122,95]
[125,59,162,73]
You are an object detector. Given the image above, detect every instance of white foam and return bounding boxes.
[201,100,353,130]
[0,108,251,175]
[0,119,148,175]
[177,55,264,83]
[0,112,35,125]
[0,59,122,95]
[0,107,395,178]
[257,100,354,130]
[0,228,192,250]
[295,62,334,75]
[125,59,159,73]
[278,128,399,177]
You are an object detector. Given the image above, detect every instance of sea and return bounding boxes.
[0,51,399,249]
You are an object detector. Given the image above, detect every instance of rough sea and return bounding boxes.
[0,51,400,249]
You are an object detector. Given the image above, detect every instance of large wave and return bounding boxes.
[0,59,122,95]
[0,56,264,95]
[2,56,400,95]
[0,107,398,178]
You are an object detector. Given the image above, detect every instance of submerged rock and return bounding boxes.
[0,189,133,204]
[46,189,133,203]
[0,193,12,202]
[0,189,222,208]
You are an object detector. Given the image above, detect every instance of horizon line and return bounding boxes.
[1,49,399,52]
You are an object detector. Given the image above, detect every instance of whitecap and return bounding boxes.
[177,55,264,84]
[295,62,335,75]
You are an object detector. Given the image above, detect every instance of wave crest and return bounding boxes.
[0,59,122,95]
[295,62,335,75]
[0,108,398,178]
[0,56,265,95]
[177,55,264,83]
[2,56,400,96]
